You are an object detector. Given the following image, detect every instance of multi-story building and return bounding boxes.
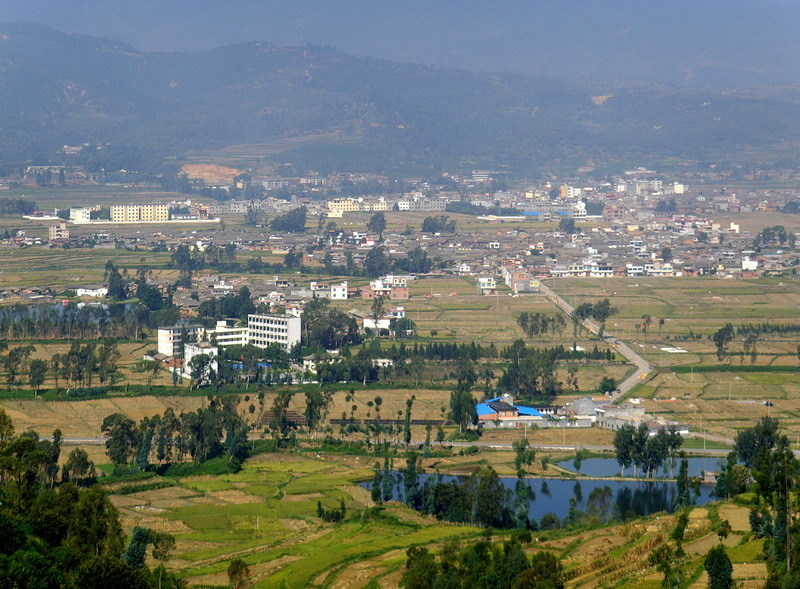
[49,222,70,240]
[361,276,410,300]
[476,276,497,295]
[69,208,92,224]
[206,320,248,347]
[246,313,301,350]
[110,204,170,223]
[157,323,203,356]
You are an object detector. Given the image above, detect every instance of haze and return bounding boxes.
[5,0,800,87]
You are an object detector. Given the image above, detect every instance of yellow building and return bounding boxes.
[110,204,170,222]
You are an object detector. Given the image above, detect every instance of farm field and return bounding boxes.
[103,450,766,588]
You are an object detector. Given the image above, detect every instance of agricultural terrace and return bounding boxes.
[105,450,767,588]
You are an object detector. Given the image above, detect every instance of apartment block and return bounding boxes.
[246,313,301,350]
[110,204,170,223]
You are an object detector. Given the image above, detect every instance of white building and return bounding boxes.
[330,282,348,300]
[247,313,301,350]
[76,286,108,297]
[182,343,218,380]
[157,324,203,356]
[206,319,248,347]
[477,276,497,295]
[69,208,92,224]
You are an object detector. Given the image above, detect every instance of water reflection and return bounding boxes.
[361,473,712,522]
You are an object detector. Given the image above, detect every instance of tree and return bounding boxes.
[227,558,250,589]
[558,216,576,234]
[704,545,733,589]
[0,407,14,448]
[370,295,386,334]
[401,546,438,589]
[590,298,618,338]
[640,314,652,343]
[151,532,176,589]
[188,353,216,389]
[270,206,307,232]
[102,413,139,465]
[123,526,151,568]
[367,212,387,239]
[63,447,97,485]
[449,389,477,433]
[513,551,564,589]
[421,215,456,233]
[107,267,128,300]
[365,246,391,277]
[713,323,735,361]
[28,358,47,395]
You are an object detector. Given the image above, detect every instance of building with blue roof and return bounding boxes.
[476,395,546,428]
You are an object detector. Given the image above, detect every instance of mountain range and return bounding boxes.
[2,23,800,174]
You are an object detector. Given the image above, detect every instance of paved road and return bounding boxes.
[539,281,653,396]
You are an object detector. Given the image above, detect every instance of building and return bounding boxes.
[476,395,546,428]
[206,319,248,347]
[476,276,497,295]
[110,204,170,223]
[246,313,301,350]
[69,208,92,224]
[75,286,108,297]
[182,342,218,380]
[330,282,348,300]
[49,222,70,240]
[361,276,410,300]
[157,323,203,356]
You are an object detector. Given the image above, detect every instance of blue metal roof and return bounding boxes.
[515,405,544,417]
[476,403,494,416]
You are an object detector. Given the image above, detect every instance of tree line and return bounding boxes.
[712,417,800,584]
[401,533,564,589]
[0,408,184,588]
[102,396,249,473]
[613,423,685,479]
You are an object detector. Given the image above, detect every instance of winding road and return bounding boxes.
[538,281,653,397]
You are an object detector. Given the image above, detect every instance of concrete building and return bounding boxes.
[247,313,301,350]
[110,204,170,223]
[49,222,70,240]
[476,276,497,295]
[157,323,203,356]
[182,342,218,380]
[75,286,108,297]
[206,319,248,348]
[69,208,92,224]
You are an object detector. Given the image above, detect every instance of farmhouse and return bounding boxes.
[476,395,546,428]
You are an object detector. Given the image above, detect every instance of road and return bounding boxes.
[55,435,732,457]
[538,281,653,397]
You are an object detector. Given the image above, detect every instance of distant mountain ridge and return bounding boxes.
[2,23,800,173]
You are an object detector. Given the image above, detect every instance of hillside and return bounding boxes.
[2,23,800,173]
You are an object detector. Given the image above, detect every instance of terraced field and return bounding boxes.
[105,451,767,588]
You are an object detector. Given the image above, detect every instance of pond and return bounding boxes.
[555,456,726,478]
[361,472,713,523]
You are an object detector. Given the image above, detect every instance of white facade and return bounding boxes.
[157,324,203,356]
[69,208,91,224]
[76,287,108,297]
[477,276,496,294]
[247,313,301,350]
[182,343,218,379]
[207,320,248,347]
[330,282,348,300]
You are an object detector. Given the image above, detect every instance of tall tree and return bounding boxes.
[366,211,387,240]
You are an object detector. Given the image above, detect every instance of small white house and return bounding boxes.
[76,286,108,298]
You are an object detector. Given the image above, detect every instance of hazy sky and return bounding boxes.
[4,0,799,85]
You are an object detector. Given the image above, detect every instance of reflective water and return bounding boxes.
[362,472,713,522]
